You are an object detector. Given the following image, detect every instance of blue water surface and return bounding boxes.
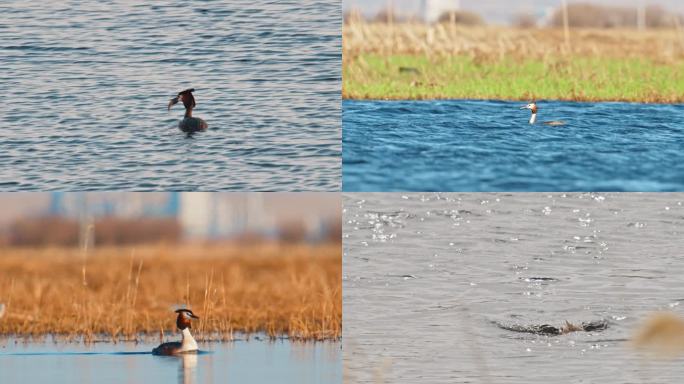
[0,1,340,191]
[343,99,684,191]
[0,337,340,384]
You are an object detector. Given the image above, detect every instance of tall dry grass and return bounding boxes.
[344,23,684,62]
[0,243,341,341]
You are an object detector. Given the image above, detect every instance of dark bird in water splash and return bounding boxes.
[496,319,608,335]
[168,88,208,133]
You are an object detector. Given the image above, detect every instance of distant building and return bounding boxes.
[421,0,460,22]
[179,193,273,239]
[48,192,176,218]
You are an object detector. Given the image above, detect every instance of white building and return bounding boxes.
[179,193,274,239]
[421,0,460,22]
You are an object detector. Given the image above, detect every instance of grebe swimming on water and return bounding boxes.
[152,309,200,355]
[168,88,208,133]
[520,102,565,126]
[497,319,608,335]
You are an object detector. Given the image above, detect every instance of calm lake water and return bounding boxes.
[343,100,684,191]
[343,193,684,383]
[0,1,340,191]
[0,337,341,384]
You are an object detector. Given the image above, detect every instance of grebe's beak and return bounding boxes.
[168,96,179,111]
[520,105,528,110]
[190,313,199,319]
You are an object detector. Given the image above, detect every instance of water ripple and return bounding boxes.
[343,100,684,191]
[0,1,340,191]
[344,192,684,383]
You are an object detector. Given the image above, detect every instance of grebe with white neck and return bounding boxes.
[520,102,565,126]
[152,309,200,355]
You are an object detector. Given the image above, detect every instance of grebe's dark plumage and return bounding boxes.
[168,88,208,133]
[152,309,200,355]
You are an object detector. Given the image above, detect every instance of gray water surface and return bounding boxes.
[0,1,340,191]
[0,337,340,384]
[343,193,684,383]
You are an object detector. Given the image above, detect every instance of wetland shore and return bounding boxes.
[343,24,684,102]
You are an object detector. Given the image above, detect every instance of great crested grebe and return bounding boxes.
[168,88,209,133]
[520,102,565,126]
[497,319,608,335]
[152,309,200,355]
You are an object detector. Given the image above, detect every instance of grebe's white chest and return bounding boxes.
[180,328,198,352]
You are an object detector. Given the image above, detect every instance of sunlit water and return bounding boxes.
[343,100,684,191]
[0,337,341,384]
[343,193,684,383]
[0,1,340,191]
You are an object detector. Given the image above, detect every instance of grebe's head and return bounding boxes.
[175,309,199,330]
[168,88,196,110]
[520,102,537,113]
[520,101,537,113]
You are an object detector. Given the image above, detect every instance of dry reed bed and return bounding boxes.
[0,243,341,342]
[344,23,684,61]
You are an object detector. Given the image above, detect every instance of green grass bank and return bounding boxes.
[343,54,684,102]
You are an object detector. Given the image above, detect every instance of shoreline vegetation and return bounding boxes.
[343,24,684,102]
[0,243,341,342]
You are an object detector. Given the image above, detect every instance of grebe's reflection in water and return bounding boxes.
[0,336,339,383]
[178,353,198,384]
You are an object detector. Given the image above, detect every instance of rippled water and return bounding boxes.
[0,1,340,191]
[343,193,684,383]
[343,100,684,191]
[0,337,340,383]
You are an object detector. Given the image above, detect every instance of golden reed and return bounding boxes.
[0,243,341,342]
[344,23,684,60]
